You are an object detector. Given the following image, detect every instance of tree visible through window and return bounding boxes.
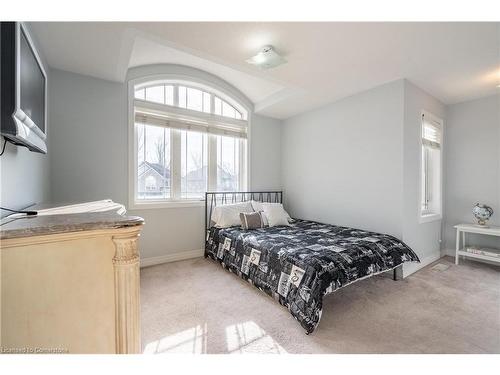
[137,124,171,200]
[181,131,208,199]
[217,135,241,191]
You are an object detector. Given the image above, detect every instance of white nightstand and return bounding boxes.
[454,224,500,265]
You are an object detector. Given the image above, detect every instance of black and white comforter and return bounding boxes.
[205,219,419,334]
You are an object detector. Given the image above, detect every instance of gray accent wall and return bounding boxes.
[0,142,51,217]
[251,114,282,190]
[0,24,51,217]
[49,70,128,204]
[48,68,282,260]
[282,80,405,238]
[444,94,500,251]
[282,79,447,275]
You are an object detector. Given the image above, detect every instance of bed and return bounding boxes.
[204,191,420,334]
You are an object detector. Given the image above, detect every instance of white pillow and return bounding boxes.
[251,201,292,224]
[211,201,254,228]
[262,205,291,227]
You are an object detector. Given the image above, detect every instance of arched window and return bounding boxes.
[134,82,247,120]
[130,78,249,206]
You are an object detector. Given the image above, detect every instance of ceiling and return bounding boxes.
[29,22,499,119]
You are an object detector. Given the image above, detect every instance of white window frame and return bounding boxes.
[418,110,443,224]
[128,75,251,210]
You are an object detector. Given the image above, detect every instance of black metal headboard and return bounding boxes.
[205,191,283,231]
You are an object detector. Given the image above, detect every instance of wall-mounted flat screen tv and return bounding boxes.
[1,22,47,154]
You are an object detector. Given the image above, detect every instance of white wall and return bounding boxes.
[282,80,405,238]
[402,80,446,274]
[0,24,51,217]
[251,114,282,190]
[48,68,282,262]
[443,94,500,252]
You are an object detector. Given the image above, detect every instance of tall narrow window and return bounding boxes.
[131,79,248,206]
[420,111,443,221]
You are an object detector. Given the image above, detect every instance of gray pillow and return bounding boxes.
[240,211,265,230]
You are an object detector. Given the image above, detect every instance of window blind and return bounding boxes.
[422,115,441,149]
[135,107,247,139]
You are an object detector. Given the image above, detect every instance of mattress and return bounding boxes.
[205,219,419,334]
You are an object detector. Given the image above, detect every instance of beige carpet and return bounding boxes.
[140,256,500,354]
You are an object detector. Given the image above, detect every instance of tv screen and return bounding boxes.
[20,27,46,134]
[0,22,47,153]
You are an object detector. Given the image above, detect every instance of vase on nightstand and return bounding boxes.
[472,203,494,227]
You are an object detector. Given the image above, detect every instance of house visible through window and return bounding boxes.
[420,111,442,221]
[137,125,171,200]
[131,80,248,205]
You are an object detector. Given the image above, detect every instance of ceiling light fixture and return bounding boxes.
[246,45,286,70]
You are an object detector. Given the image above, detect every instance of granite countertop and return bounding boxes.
[0,200,144,240]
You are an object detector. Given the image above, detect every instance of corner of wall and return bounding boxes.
[401,80,447,273]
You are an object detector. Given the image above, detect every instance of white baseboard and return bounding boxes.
[140,249,204,268]
[403,251,442,277]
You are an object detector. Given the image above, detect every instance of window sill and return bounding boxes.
[419,213,442,224]
[128,200,205,210]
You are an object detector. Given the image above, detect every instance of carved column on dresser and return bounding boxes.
[112,227,142,354]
